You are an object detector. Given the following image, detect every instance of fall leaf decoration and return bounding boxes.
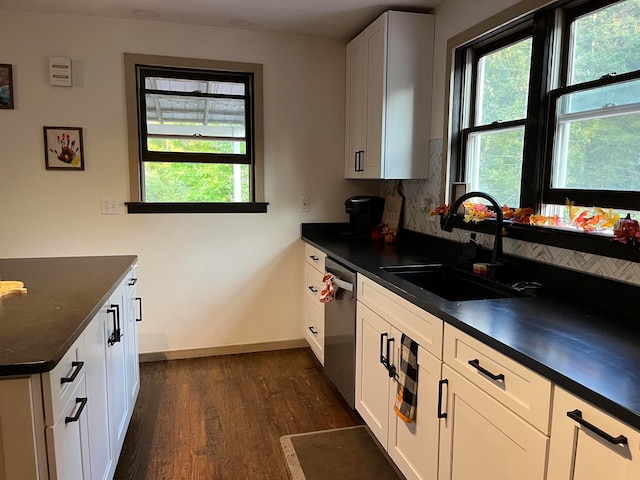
[462,201,496,223]
[428,198,630,237]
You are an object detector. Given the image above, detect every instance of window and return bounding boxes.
[124,53,266,213]
[451,0,640,225]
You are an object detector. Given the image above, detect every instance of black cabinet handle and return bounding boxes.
[108,304,122,345]
[112,304,122,343]
[308,286,318,294]
[567,409,628,445]
[468,359,505,381]
[136,297,142,322]
[128,278,137,286]
[65,397,88,424]
[309,255,320,262]
[60,361,84,384]
[308,326,318,336]
[355,150,365,172]
[386,337,397,379]
[380,332,389,368]
[438,379,448,419]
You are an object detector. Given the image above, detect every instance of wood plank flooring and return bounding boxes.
[114,347,362,480]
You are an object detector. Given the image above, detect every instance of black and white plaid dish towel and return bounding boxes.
[393,333,419,423]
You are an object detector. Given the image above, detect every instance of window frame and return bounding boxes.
[450,0,640,213]
[444,0,640,261]
[123,53,267,214]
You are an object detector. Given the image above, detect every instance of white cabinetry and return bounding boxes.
[548,387,640,479]
[303,243,326,364]
[345,11,433,179]
[0,268,140,480]
[356,275,443,480]
[438,324,551,480]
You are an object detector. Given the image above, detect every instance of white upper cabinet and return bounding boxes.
[345,11,434,179]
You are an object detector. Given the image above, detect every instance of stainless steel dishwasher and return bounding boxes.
[323,257,356,408]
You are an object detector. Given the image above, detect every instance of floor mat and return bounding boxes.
[280,425,403,480]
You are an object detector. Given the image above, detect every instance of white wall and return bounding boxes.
[430,0,524,139]
[0,12,372,355]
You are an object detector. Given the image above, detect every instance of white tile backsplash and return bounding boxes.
[382,138,640,287]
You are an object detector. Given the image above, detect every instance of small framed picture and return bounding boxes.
[0,64,14,110]
[44,126,85,170]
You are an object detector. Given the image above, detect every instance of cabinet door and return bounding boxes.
[438,365,548,480]
[45,377,91,480]
[548,387,640,479]
[345,35,366,178]
[355,302,394,448]
[388,340,441,480]
[84,303,115,480]
[106,281,130,460]
[361,15,385,179]
[125,275,140,413]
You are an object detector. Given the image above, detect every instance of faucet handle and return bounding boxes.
[465,232,480,245]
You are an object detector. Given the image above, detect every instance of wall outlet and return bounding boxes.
[299,196,310,212]
[101,197,120,215]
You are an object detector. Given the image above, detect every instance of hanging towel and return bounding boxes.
[319,273,335,304]
[393,334,419,423]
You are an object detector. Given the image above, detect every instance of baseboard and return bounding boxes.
[139,338,309,363]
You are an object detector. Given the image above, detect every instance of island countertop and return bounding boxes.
[0,255,138,376]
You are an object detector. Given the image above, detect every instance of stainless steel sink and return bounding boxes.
[380,264,524,301]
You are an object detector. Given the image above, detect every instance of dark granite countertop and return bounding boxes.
[0,255,138,376]
[302,223,640,431]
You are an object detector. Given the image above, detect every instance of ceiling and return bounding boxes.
[0,0,443,40]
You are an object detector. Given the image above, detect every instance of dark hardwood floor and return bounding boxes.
[114,347,362,480]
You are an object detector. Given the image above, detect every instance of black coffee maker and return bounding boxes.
[342,196,385,237]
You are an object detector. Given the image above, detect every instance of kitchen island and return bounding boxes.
[0,255,139,480]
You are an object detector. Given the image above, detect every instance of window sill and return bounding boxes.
[442,216,640,262]
[125,202,269,214]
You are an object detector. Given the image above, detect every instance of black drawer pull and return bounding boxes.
[136,297,143,322]
[567,409,628,445]
[438,379,448,419]
[308,326,318,335]
[128,277,137,286]
[468,359,505,381]
[65,397,88,424]
[309,255,320,261]
[60,361,84,384]
[308,286,318,293]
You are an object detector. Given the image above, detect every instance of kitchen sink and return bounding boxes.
[380,264,525,302]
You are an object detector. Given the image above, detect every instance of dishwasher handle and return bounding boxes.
[331,276,353,292]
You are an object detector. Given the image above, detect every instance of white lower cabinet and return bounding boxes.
[356,274,443,480]
[302,243,326,364]
[45,377,91,480]
[438,364,549,480]
[547,387,640,479]
[388,339,441,480]
[356,303,441,480]
[0,269,140,479]
[83,303,114,480]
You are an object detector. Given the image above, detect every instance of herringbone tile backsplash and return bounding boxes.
[381,139,640,287]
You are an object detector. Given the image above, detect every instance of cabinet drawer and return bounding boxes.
[46,375,91,480]
[304,262,325,307]
[444,323,552,433]
[304,298,324,364]
[42,334,86,426]
[304,243,326,272]
[357,274,443,359]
